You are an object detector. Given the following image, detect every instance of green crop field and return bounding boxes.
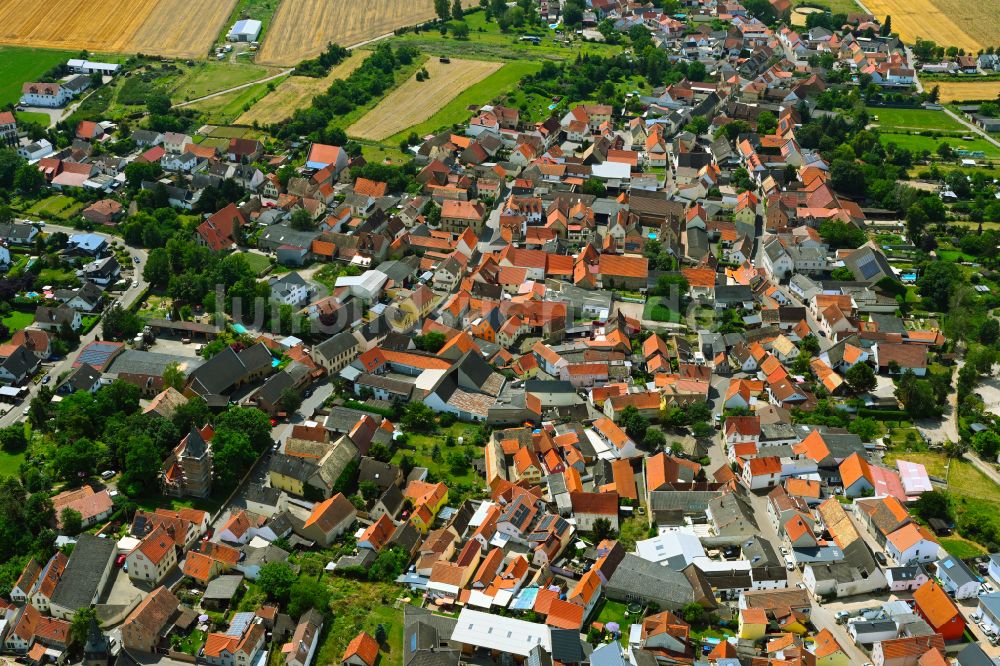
[0,45,71,106]
[387,60,542,143]
[870,107,965,132]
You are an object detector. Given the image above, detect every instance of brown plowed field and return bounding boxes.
[0,0,237,59]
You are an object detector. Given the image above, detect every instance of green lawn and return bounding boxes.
[131,491,225,515]
[691,626,736,641]
[882,450,949,478]
[188,79,285,124]
[939,536,986,559]
[642,296,682,323]
[35,268,79,289]
[936,248,976,263]
[25,195,84,221]
[390,423,483,491]
[386,60,543,144]
[0,450,25,478]
[592,598,629,633]
[2,310,35,338]
[793,0,861,14]
[15,111,51,128]
[170,61,278,102]
[239,252,272,277]
[358,142,412,167]
[313,578,404,666]
[870,107,965,132]
[0,46,72,106]
[880,132,1000,159]
[174,629,206,655]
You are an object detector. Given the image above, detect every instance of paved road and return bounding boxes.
[940,106,1000,150]
[0,223,148,428]
[174,68,293,107]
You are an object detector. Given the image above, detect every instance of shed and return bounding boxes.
[203,574,244,609]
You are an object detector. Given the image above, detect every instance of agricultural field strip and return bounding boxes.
[934,81,1000,103]
[862,0,984,52]
[347,58,502,141]
[256,0,477,66]
[236,56,366,125]
[0,0,237,59]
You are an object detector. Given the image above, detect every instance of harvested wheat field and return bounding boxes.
[934,81,1000,103]
[257,0,474,66]
[237,56,365,125]
[348,58,501,141]
[863,0,988,52]
[0,0,237,58]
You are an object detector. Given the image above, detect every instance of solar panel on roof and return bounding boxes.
[857,254,880,280]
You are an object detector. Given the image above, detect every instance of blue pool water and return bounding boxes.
[233,324,248,334]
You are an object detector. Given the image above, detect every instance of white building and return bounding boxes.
[335,270,388,303]
[270,272,311,307]
[126,527,178,585]
[20,82,72,108]
[228,19,262,42]
[17,139,54,161]
[450,608,551,658]
[67,59,121,75]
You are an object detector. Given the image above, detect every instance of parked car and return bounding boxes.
[101,470,115,480]
[875,552,887,566]
[115,554,126,567]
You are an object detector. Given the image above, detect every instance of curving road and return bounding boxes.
[0,223,149,429]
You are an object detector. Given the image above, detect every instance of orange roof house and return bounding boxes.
[839,452,874,497]
[545,598,585,630]
[342,631,379,666]
[912,581,964,640]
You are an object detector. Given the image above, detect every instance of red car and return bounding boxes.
[115,554,126,567]
[269,418,278,427]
